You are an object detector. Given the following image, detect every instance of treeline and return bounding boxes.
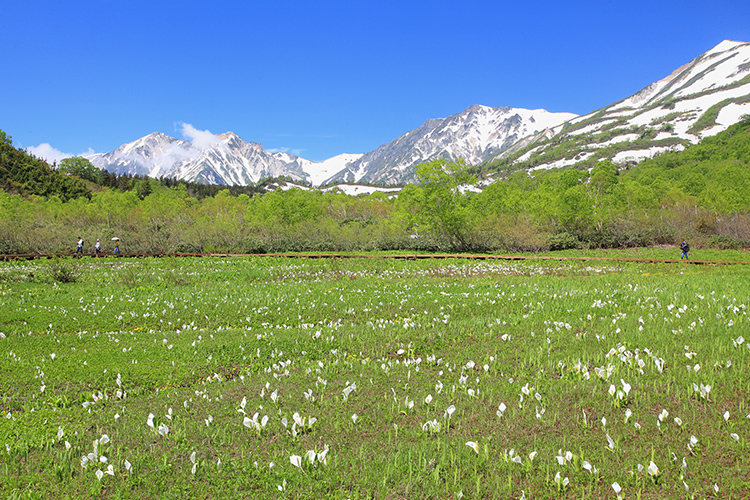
[1,117,750,255]
[0,131,91,202]
[55,155,265,200]
[0,134,265,204]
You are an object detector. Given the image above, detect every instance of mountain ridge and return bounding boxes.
[482,40,750,176]
[87,105,574,187]
[86,40,750,188]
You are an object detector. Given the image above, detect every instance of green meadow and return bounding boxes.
[0,256,748,499]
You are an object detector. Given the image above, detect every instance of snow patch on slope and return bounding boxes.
[530,152,595,171]
[612,145,685,163]
[321,184,402,196]
[702,102,750,137]
[299,154,364,186]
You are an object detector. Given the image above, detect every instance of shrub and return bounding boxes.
[47,259,78,283]
[239,236,268,255]
[706,235,746,250]
[579,229,619,249]
[548,232,582,251]
[170,243,203,254]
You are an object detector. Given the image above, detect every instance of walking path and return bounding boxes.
[1,252,748,265]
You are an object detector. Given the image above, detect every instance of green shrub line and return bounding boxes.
[3,118,750,258]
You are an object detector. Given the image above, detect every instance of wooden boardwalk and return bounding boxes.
[1,252,748,266]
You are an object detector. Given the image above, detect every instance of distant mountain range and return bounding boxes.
[86,106,574,187]
[87,40,750,188]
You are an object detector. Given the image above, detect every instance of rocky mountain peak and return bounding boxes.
[86,41,750,189]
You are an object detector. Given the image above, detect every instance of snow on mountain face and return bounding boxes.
[495,40,750,174]
[87,132,313,186]
[172,132,306,186]
[87,105,574,188]
[326,105,577,186]
[293,154,364,187]
[87,41,750,189]
[608,40,749,113]
[88,131,364,187]
[87,132,200,178]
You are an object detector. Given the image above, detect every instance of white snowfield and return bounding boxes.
[275,182,401,196]
[322,184,402,196]
[566,120,619,136]
[611,145,685,164]
[530,152,596,172]
[703,102,750,137]
[295,154,364,187]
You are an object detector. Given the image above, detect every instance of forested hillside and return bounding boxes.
[1,118,749,255]
[0,130,91,201]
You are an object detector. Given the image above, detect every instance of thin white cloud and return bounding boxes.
[268,147,306,157]
[26,143,72,165]
[178,122,221,149]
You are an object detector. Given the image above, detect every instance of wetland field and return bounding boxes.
[0,256,748,499]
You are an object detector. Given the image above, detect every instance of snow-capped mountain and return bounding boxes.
[324,105,577,185]
[87,40,750,188]
[167,132,308,185]
[86,132,198,178]
[87,132,313,185]
[489,40,750,173]
[87,105,573,187]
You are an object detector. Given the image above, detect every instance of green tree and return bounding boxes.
[136,179,153,200]
[0,129,11,146]
[247,188,325,226]
[58,156,103,184]
[398,158,477,252]
[586,160,619,230]
[559,184,594,231]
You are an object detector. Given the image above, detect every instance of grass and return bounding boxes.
[525,246,750,262]
[0,256,748,498]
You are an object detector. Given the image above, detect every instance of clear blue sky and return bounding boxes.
[2,0,749,163]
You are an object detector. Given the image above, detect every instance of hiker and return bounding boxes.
[113,240,120,255]
[75,237,84,256]
[680,240,690,260]
[95,239,101,254]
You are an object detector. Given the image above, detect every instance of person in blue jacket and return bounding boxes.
[680,240,690,259]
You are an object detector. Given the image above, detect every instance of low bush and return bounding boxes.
[548,232,582,251]
[46,259,78,283]
[706,235,747,250]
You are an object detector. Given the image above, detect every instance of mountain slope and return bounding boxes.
[87,132,311,186]
[87,40,750,188]
[87,105,574,187]
[325,105,577,185]
[170,132,309,185]
[87,132,199,178]
[277,153,364,187]
[0,131,91,202]
[485,40,750,175]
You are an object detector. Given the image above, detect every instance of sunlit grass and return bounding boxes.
[0,256,748,498]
